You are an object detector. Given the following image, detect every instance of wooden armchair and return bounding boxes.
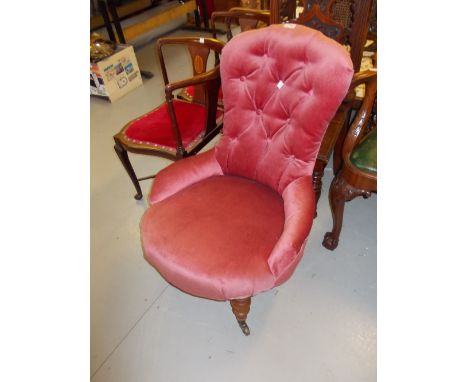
[322,70,377,250]
[113,37,224,200]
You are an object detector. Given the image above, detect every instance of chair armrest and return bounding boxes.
[342,72,377,160]
[343,70,377,103]
[157,36,224,53]
[350,69,377,88]
[267,176,315,280]
[148,149,223,204]
[165,66,220,96]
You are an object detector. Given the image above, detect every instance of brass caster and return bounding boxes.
[238,320,250,336]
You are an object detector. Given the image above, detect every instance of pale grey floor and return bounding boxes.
[91,28,376,382]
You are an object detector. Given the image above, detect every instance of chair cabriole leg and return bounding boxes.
[230,297,251,336]
[114,141,143,200]
[322,171,371,250]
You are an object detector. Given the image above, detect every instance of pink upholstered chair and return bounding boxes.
[140,24,353,335]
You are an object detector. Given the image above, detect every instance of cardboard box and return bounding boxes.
[90,44,143,102]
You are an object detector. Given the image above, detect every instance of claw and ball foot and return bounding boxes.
[230,297,251,336]
[322,232,339,250]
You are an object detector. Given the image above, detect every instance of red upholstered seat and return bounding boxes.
[122,100,221,153]
[140,24,354,332]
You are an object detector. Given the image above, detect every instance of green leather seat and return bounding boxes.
[350,129,377,174]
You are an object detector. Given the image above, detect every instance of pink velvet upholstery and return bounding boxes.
[216,24,354,194]
[142,175,284,300]
[148,149,223,204]
[140,24,353,301]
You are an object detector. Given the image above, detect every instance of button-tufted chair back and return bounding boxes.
[215,24,354,194]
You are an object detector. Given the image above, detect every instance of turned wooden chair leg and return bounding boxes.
[322,171,371,250]
[114,140,143,200]
[312,160,326,219]
[230,297,251,336]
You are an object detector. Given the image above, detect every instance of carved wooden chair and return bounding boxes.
[176,7,270,105]
[140,25,353,335]
[268,0,375,207]
[322,70,376,250]
[113,37,224,200]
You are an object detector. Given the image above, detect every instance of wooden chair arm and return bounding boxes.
[350,69,377,88]
[156,36,224,52]
[164,66,222,158]
[343,70,376,103]
[342,72,377,160]
[164,66,220,97]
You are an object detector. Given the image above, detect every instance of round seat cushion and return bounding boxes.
[140,175,285,301]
